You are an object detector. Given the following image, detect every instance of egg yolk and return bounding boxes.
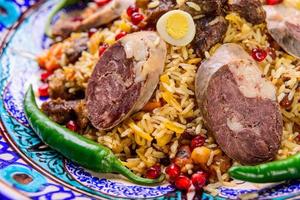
[166,13,189,40]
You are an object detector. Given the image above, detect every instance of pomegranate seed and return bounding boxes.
[266,0,283,5]
[251,48,267,62]
[40,71,52,82]
[94,0,111,7]
[131,12,144,25]
[190,136,205,150]
[280,94,293,108]
[146,164,161,179]
[153,164,161,171]
[127,5,139,17]
[98,44,108,57]
[115,31,127,40]
[175,175,191,191]
[88,28,98,38]
[38,84,49,97]
[66,120,78,132]
[191,171,207,190]
[165,163,181,179]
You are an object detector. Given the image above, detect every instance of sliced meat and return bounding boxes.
[264,4,300,58]
[64,36,89,64]
[145,0,176,25]
[228,0,266,24]
[192,15,228,56]
[41,99,90,133]
[41,99,77,124]
[86,31,167,130]
[74,100,90,130]
[195,43,283,165]
[52,0,135,38]
[180,0,226,16]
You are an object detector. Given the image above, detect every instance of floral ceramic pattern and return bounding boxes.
[0,1,300,200]
[65,161,175,198]
[0,135,91,199]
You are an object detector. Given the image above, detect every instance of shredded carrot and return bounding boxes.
[128,120,153,142]
[164,120,186,134]
[156,133,173,147]
[45,57,60,72]
[36,53,48,68]
[160,74,170,85]
[142,101,161,112]
[49,43,63,58]
[162,91,182,112]
[36,43,63,72]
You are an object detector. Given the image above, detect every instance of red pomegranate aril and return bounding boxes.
[38,84,49,97]
[127,5,139,17]
[175,175,191,191]
[88,28,98,38]
[115,31,127,40]
[280,94,293,108]
[146,165,161,179]
[165,163,181,179]
[98,44,108,57]
[131,12,144,25]
[40,71,52,82]
[66,120,78,132]
[251,48,267,62]
[191,171,207,190]
[191,136,205,150]
[153,164,161,172]
[266,0,283,5]
[94,0,111,7]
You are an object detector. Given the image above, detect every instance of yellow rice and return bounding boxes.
[48,10,300,194]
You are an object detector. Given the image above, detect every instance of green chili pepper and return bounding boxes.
[24,85,165,185]
[229,153,300,183]
[45,0,81,37]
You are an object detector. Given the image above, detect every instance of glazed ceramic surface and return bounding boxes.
[0,1,300,199]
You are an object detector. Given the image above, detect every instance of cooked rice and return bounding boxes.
[47,10,300,195]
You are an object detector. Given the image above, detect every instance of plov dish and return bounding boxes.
[24,0,300,196]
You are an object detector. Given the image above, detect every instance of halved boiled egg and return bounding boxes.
[156,10,196,46]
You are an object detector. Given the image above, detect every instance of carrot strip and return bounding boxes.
[142,101,162,112]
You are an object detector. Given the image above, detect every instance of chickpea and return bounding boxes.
[191,146,212,164]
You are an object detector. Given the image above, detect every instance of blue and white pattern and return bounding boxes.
[3,82,29,126]
[1,0,300,200]
[65,161,175,198]
[0,135,91,199]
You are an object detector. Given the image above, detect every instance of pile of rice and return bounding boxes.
[48,9,300,195]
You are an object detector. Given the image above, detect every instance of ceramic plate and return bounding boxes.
[0,1,300,199]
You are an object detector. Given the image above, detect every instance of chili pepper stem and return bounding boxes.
[112,162,165,185]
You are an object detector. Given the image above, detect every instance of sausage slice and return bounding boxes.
[195,43,283,165]
[86,31,167,130]
[264,4,300,58]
